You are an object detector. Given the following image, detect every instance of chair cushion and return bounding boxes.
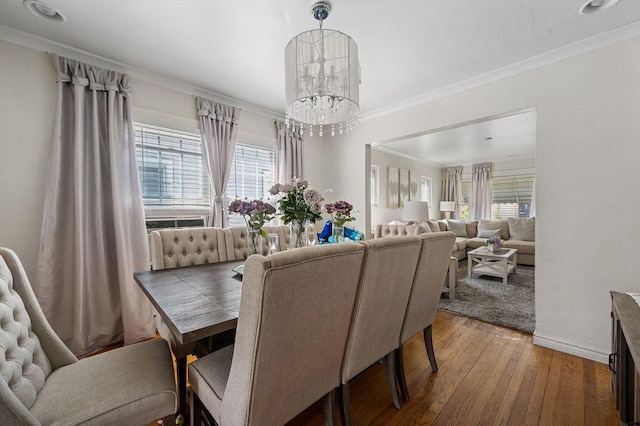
[30,339,176,425]
[503,239,536,255]
[0,255,51,409]
[188,344,234,425]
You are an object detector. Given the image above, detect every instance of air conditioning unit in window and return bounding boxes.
[145,216,208,232]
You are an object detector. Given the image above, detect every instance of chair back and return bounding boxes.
[341,236,422,382]
[400,231,457,344]
[226,225,318,260]
[220,243,365,425]
[0,248,76,424]
[149,227,228,270]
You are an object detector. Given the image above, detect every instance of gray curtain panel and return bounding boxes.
[441,166,463,219]
[276,120,303,182]
[36,55,154,357]
[197,97,240,227]
[471,163,492,221]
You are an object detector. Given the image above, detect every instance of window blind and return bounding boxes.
[134,123,211,209]
[226,144,277,227]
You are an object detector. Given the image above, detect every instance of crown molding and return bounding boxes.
[361,19,640,122]
[0,24,284,121]
[374,146,443,168]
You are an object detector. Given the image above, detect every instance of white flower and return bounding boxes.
[280,182,295,193]
[303,188,323,204]
[310,201,323,214]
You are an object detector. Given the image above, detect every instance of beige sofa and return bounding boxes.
[375,217,535,266]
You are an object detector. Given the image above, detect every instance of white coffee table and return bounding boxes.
[467,247,518,285]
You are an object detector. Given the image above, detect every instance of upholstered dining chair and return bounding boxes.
[149,227,229,415]
[188,243,366,426]
[0,247,177,425]
[395,231,456,401]
[339,236,423,426]
[225,225,317,260]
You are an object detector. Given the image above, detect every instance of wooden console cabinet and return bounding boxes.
[610,291,640,423]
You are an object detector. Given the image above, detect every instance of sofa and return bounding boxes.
[375,217,535,266]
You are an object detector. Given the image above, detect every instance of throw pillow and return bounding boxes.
[477,228,501,239]
[508,217,535,241]
[446,220,468,237]
[477,220,510,240]
[426,220,440,233]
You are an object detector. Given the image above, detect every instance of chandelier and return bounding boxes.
[284,2,360,137]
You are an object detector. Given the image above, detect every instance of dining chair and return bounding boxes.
[188,243,366,426]
[149,227,229,416]
[395,231,456,401]
[339,236,422,426]
[0,247,177,425]
[225,225,317,260]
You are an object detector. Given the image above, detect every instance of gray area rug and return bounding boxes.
[439,259,535,334]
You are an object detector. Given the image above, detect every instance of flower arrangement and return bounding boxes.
[487,236,503,247]
[228,199,277,237]
[324,200,356,228]
[269,178,324,225]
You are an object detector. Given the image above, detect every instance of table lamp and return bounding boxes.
[402,201,430,222]
[439,201,456,219]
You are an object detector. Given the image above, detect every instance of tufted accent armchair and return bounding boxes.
[149,227,229,270]
[226,225,319,260]
[0,248,176,425]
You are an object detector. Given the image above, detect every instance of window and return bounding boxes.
[226,144,277,226]
[370,165,379,206]
[134,123,210,210]
[420,176,432,204]
[460,175,534,220]
[491,176,534,219]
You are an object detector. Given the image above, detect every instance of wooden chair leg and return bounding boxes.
[395,346,410,402]
[323,389,335,426]
[385,352,402,410]
[338,383,352,426]
[177,356,188,418]
[162,414,176,426]
[423,325,438,372]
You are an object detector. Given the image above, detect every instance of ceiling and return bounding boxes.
[374,110,537,167]
[1,0,639,163]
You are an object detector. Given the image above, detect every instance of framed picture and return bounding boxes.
[399,168,410,207]
[387,166,399,208]
[409,170,420,201]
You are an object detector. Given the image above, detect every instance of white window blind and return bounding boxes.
[134,123,210,210]
[491,176,534,219]
[226,144,277,227]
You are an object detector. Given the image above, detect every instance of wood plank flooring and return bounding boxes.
[286,310,619,425]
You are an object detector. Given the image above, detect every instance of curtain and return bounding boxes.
[36,55,154,357]
[276,120,303,182]
[470,163,492,221]
[197,97,240,227]
[441,166,463,219]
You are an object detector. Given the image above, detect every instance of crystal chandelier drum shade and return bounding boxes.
[284,3,360,137]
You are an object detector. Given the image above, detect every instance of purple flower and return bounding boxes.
[280,182,295,193]
[303,188,323,204]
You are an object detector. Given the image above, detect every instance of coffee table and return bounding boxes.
[467,246,518,284]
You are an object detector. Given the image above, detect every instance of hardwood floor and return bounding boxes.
[287,311,619,425]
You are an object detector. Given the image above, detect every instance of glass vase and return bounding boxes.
[288,220,308,250]
[247,229,263,256]
[332,224,345,243]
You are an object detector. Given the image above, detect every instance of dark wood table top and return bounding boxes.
[134,260,244,345]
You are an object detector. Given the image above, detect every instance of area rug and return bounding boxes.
[438,259,535,334]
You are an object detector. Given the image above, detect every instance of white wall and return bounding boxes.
[305,38,640,362]
[370,149,442,225]
[0,41,278,282]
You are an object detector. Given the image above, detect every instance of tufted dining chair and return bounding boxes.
[395,231,456,401]
[188,243,366,426]
[339,236,422,426]
[149,226,230,415]
[0,247,177,425]
[225,225,318,260]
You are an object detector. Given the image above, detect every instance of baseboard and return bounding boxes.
[533,333,609,364]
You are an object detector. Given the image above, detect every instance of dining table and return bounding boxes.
[134,259,245,418]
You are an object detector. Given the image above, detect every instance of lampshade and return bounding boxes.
[402,201,430,222]
[284,2,360,137]
[439,201,456,212]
